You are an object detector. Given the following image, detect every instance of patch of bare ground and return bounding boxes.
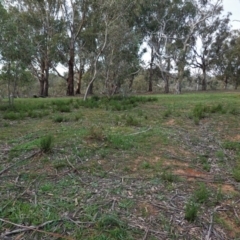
[226,134,240,142]
[217,210,240,238]
[164,119,175,126]
[165,145,194,158]
[210,183,238,194]
[162,159,189,168]
[174,168,208,178]
[130,156,161,172]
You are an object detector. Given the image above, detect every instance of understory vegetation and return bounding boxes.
[0,92,240,239]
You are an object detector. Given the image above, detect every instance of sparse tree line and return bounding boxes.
[0,0,240,101]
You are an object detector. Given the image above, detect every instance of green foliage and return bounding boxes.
[209,104,225,114]
[86,126,106,141]
[125,115,140,126]
[223,141,240,151]
[163,109,172,118]
[53,115,69,123]
[27,110,49,119]
[39,135,53,153]
[141,161,151,169]
[3,111,24,120]
[56,105,71,113]
[78,96,157,111]
[107,134,134,150]
[40,183,54,192]
[228,107,239,115]
[98,214,123,228]
[215,150,225,162]
[184,201,198,222]
[161,170,177,182]
[232,168,240,182]
[119,199,134,210]
[192,104,208,120]
[192,103,226,124]
[214,186,224,204]
[199,155,211,172]
[193,183,210,204]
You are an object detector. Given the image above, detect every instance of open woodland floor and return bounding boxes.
[1,92,240,239]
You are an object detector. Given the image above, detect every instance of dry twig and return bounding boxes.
[0,218,74,240]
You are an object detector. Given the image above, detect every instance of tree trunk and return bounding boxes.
[176,66,184,94]
[44,78,49,97]
[89,82,93,95]
[224,76,228,90]
[129,75,134,91]
[164,78,169,93]
[148,46,154,92]
[67,47,74,96]
[39,79,44,96]
[76,66,84,95]
[202,67,207,91]
[164,59,170,93]
[43,63,49,97]
[235,78,238,90]
[39,60,45,96]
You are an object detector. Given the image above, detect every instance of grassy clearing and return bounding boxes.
[0,92,240,239]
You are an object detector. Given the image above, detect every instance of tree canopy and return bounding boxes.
[0,0,238,98]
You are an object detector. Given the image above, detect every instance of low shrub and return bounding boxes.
[40,135,54,153]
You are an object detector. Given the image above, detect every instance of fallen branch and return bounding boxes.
[205,206,221,240]
[0,218,74,240]
[143,227,149,240]
[66,157,88,185]
[128,127,152,136]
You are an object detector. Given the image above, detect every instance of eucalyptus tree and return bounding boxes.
[146,0,179,93]
[191,5,230,90]
[99,7,141,96]
[83,0,141,100]
[9,0,63,97]
[215,30,240,89]
[146,0,223,93]
[175,0,225,93]
[0,3,32,104]
[58,0,90,96]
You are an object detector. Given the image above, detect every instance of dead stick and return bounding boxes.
[0,218,74,240]
[128,127,152,136]
[205,206,221,240]
[143,227,149,240]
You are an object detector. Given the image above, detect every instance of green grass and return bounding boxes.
[39,135,54,153]
[0,92,240,239]
[184,201,198,222]
[192,183,210,204]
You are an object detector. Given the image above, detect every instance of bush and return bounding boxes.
[161,171,177,182]
[125,115,140,126]
[86,126,106,141]
[3,112,19,120]
[3,112,25,120]
[40,135,53,153]
[53,116,64,123]
[192,104,208,120]
[57,105,71,112]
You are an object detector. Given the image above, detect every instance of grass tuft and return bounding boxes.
[184,201,198,222]
[193,183,210,204]
[39,135,54,153]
